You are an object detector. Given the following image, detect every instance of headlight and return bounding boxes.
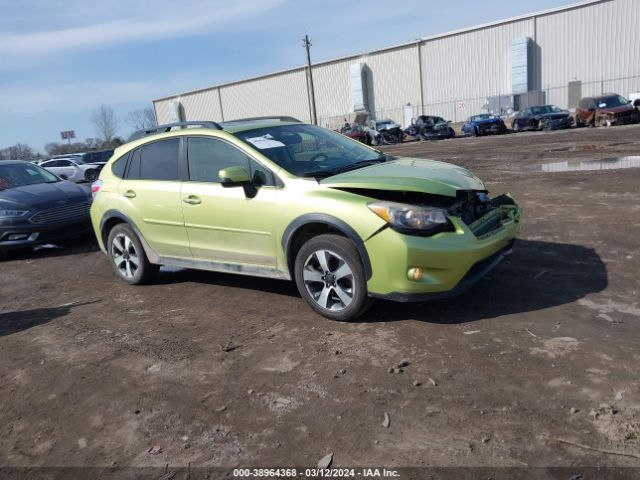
[0,209,28,218]
[368,201,450,235]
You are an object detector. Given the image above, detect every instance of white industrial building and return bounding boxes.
[153,0,640,129]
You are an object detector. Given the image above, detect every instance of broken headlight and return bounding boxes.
[368,201,451,236]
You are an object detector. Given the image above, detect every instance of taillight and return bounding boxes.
[91,180,103,198]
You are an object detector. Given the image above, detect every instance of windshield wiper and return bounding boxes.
[305,158,386,178]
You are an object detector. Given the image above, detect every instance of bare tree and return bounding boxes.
[126,106,157,131]
[92,105,118,144]
[1,143,35,160]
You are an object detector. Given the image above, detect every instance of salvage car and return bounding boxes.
[40,157,105,182]
[0,160,92,259]
[461,114,508,136]
[575,94,640,127]
[511,105,574,132]
[90,118,521,321]
[338,123,371,145]
[367,119,404,145]
[405,115,456,141]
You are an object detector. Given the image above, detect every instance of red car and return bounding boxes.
[337,123,371,145]
[575,93,640,127]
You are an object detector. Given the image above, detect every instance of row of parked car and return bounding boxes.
[339,92,640,144]
[35,149,114,183]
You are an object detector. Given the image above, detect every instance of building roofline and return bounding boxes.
[153,0,609,103]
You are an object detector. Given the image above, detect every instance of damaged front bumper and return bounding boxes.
[365,201,521,302]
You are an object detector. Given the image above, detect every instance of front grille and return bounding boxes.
[615,110,633,119]
[30,202,90,224]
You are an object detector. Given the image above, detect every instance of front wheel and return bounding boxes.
[294,234,371,321]
[107,223,158,285]
[84,169,98,182]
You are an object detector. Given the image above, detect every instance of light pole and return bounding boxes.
[303,35,318,125]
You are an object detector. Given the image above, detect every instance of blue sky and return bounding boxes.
[0,0,578,153]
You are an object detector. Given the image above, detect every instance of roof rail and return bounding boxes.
[224,116,302,124]
[128,121,223,141]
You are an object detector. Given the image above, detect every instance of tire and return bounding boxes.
[512,122,520,133]
[575,115,583,128]
[106,223,158,285]
[84,169,98,182]
[294,234,372,321]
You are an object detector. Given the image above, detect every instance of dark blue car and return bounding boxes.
[511,105,574,132]
[461,114,507,137]
[0,160,91,259]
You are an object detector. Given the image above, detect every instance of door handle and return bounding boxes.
[182,196,202,205]
[122,190,136,198]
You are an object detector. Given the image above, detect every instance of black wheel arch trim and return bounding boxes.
[99,210,160,263]
[282,213,373,280]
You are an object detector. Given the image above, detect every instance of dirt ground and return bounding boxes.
[1,125,640,475]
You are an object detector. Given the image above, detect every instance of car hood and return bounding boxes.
[536,112,570,120]
[320,157,485,197]
[474,118,503,125]
[0,180,89,211]
[377,124,401,131]
[597,105,635,114]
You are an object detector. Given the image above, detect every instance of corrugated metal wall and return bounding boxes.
[219,69,311,122]
[154,0,640,127]
[420,19,535,121]
[538,0,639,107]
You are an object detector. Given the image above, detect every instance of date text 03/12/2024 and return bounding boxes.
[232,468,400,478]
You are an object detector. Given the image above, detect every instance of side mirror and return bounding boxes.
[219,166,250,188]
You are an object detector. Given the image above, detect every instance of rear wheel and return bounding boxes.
[107,223,158,285]
[294,234,371,321]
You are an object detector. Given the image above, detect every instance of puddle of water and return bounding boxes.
[541,156,640,172]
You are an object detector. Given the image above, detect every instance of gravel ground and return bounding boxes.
[1,125,639,474]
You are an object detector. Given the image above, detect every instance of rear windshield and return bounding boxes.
[0,162,60,190]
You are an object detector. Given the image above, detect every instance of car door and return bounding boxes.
[118,137,191,259]
[180,135,279,268]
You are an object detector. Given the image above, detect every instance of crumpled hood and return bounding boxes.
[320,157,485,197]
[0,181,89,212]
[598,105,635,114]
[536,112,571,120]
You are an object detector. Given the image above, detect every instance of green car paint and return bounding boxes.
[90,120,521,320]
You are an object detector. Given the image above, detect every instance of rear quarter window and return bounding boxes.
[111,153,130,178]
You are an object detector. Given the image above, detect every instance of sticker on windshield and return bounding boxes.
[26,169,39,175]
[598,102,607,108]
[245,135,286,150]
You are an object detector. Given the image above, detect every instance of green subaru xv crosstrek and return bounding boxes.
[90,117,521,321]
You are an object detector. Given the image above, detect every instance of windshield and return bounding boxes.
[470,114,497,122]
[234,124,385,178]
[596,95,628,108]
[530,105,562,115]
[0,162,60,190]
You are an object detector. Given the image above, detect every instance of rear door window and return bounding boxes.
[126,149,141,179]
[139,138,180,181]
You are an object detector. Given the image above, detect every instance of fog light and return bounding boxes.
[7,233,29,241]
[408,267,423,281]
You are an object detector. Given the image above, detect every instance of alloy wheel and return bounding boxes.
[111,233,139,279]
[302,249,355,311]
